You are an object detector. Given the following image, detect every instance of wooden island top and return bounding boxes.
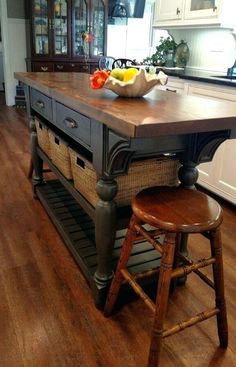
[15,72,236,138]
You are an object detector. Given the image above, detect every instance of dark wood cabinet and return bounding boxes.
[29,0,107,73]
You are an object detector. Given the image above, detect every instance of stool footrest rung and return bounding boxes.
[124,268,160,283]
[171,257,215,278]
[120,269,156,313]
[177,253,215,289]
[134,224,163,254]
[163,307,220,338]
[134,228,164,242]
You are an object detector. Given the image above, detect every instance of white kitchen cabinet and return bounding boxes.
[157,76,188,94]
[188,82,236,102]
[187,80,236,204]
[153,0,236,29]
[154,0,183,23]
[198,141,236,205]
[184,0,220,20]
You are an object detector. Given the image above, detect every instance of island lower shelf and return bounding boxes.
[36,180,162,284]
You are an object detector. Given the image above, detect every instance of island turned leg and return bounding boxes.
[178,160,199,189]
[30,118,44,193]
[92,177,118,308]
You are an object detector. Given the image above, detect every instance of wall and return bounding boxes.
[7,0,26,19]
[1,0,28,105]
[0,5,3,91]
[167,28,236,73]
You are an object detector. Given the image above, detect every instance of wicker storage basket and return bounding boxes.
[35,118,51,158]
[48,130,72,179]
[69,148,180,207]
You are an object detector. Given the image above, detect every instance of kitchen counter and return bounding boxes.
[15,72,236,138]
[15,71,236,307]
[156,67,236,87]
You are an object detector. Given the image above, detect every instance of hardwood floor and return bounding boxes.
[0,103,236,367]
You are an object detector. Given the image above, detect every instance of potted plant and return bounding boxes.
[143,36,177,66]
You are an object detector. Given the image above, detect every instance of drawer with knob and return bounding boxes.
[55,102,91,147]
[54,63,71,72]
[32,62,54,72]
[31,89,53,121]
[69,63,90,73]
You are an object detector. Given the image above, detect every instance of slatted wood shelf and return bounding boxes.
[36,180,162,287]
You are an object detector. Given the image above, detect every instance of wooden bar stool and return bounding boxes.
[104,186,228,367]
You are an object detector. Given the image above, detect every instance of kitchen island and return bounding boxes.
[15,72,236,307]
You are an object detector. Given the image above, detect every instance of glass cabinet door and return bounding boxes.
[53,0,69,56]
[91,0,105,57]
[32,0,49,55]
[185,0,219,19]
[72,0,88,57]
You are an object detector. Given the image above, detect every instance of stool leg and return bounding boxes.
[210,228,228,348]
[28,158,34,179]
[148,232,177,367]
[104,215,139,317]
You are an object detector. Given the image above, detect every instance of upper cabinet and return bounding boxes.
[72,0,105,59]
[153,0,236,29]
[32,0,70,58]
[30,0,107,72]
[155,0,183,22]
[184,0,219,20]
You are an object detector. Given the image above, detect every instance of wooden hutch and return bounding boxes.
[28,0,108,73]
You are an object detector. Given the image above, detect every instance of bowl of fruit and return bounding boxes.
[90,67,168,98]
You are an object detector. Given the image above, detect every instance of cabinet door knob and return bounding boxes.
[63,117,77,128]
[176,7,181,15]
[213,5,217,12]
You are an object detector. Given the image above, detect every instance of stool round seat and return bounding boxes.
[132,186,223,233]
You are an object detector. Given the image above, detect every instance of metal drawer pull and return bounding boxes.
[176,7,180,15]
[56,65,64,70]
[213,6,217,12]
[166,88,177,93]
[36,100,45,109]
[63,117,78,128]
[41,66,48,71]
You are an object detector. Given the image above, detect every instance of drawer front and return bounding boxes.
[31,89,53,121]
[54,63,71,72]
[70,63,90,73]
[55,102,91,146]
[32,62,54,72]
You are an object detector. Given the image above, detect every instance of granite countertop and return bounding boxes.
[156,67,236,87]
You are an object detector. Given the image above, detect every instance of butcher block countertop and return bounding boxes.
[15,72,236,138]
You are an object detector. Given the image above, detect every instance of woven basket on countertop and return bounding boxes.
[48,130,72,180]
[35,118,51,159]
[69,148,180,207]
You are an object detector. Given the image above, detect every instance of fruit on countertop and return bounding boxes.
[110,67,139,82]
[110,68,126,81]
[123,68,139,82]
